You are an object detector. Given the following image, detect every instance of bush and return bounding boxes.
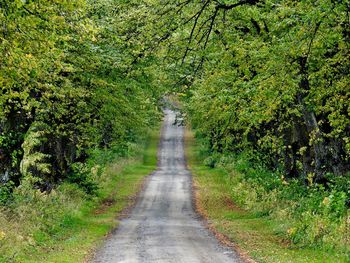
[198,147,350,253]
[0,177,87,261]
[0,181,14,205]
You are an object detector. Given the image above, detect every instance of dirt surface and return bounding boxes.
[92,109,241,263]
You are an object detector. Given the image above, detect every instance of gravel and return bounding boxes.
[92,109,242,263]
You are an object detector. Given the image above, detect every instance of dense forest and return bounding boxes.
[1,0,350,261]
[117,0,350,183]
[0,0,161,195]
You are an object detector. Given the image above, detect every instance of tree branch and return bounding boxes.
[203,8,219,50]
[215,0,260,10]
[181,0,211,64]
[22,6,48,22]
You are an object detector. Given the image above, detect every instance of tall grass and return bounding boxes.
[0,128,160,263]
[195,135,350,258]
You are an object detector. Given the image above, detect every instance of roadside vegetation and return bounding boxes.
[177,0,350,257]
[0,0,162,196]
[131,0,349,259]
[186,128,349,263]
[0,1,161,262]
[0,128,159,262]
[1,0,350,262]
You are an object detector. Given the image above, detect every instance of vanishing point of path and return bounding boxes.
[93,109,242,263]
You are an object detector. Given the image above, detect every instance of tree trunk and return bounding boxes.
[297,74,327,182]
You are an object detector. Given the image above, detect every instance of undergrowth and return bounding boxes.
[0,129,159,262]
[196,134,350,258]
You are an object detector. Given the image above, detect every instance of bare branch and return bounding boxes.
[22,6,48,22]
[203,7,219,50]
[215,0,260,10]
[181,0,211,64]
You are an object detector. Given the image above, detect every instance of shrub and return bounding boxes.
[198,147,350,253]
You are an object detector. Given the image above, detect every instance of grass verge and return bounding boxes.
[185,128,348,263]
[0,128,160,263]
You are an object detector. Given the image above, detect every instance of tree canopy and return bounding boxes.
[1,0,349,192]
[117,0,350,183]
[0,0,162,191]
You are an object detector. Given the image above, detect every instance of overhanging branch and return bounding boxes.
[215,0,260,10]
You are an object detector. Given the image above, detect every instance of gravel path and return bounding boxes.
[92,109,241,263]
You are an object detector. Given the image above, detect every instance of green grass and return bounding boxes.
[185,129,349,263]
[2,128,160,263]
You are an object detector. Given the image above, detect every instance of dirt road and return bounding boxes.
[93,109,241,263]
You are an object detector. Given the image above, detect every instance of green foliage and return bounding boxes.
[187,128,349,262]
[116,0,350,182]
[182,0,350,181]
[115,0,349,252]
[20,122,51,179]
[192,132,350,252]
[0,0,349,259]
[67,162,98,195]
[0,181,14,205]
[0,0,162,191]
[200,146,350,252]
[0,179,87,262]
[0,127,159,262]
